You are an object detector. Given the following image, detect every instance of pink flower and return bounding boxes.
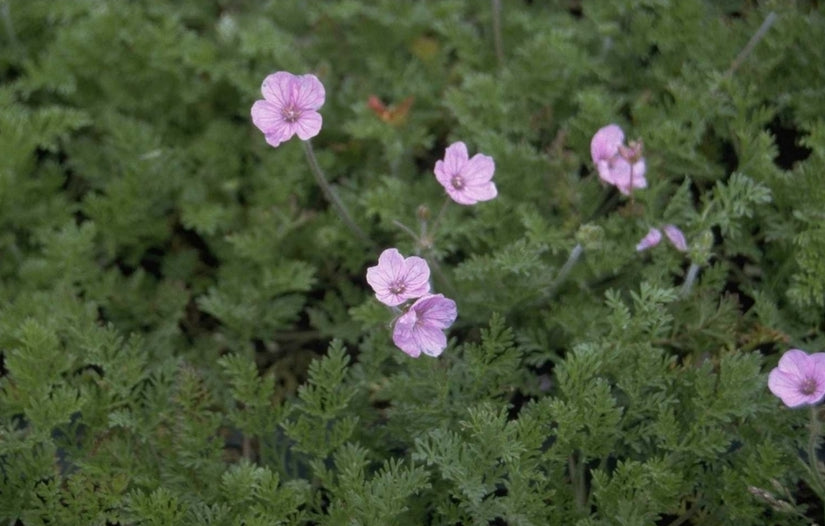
[590,124,647,195]
[251,72,325,148]
[768,349,825,407]
[392,294,457,358]
[636,227,662,252]
[434,142,497,205]
[366,248,431,307]
[663,225,688,252]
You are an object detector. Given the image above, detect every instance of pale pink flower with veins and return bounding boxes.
[590,124,647,195]
[434,142,497,205]
[768,349,825,407]
[392,294,457,358]
[251,72,325,148]
[366,248,431,307]
[636,227,662,252]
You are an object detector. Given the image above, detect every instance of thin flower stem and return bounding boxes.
[724,11,778,79]
[547,243,583,295]
[569,452,587,513]
[807,405,825,503]
[1,1,24,58]
[427,197,452,242]
[491,0,504,68]
[680,262,701,298]
[392,219,420,243]
[303,140,374,247]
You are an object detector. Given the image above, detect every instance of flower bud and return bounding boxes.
[690,230,714,265]
[575,223,604,250]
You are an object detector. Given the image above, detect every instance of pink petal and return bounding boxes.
[433,159,451,188]
[378,248,405,276]
[399,256,431,298]
[293,74,326,110]
[445,186,475,205]
[262,122,297,148]
[411,325,449,357]
[251,100,283,135]
[596,160,615,185]
[447,188,478,205]
[609,159,634,195]
[663,225,687,252]
[392,310,422,357]
[460,181,498,204]
[293,111,323,140]
[777,349,812,378]
[636,228,663,252]
[261,71,294,108]
[462,154,495,184]
[416,294,457,330]
[632,159,647,181]
[626,159,647,193]
[590,124,624,164]
[392,313,448,358]
[442,142,469,176]
[768,369,810,407]
[811,352,825,377]
[264,131,293,148]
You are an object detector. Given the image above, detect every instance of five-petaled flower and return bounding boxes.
[434,141,497,205]
[590,124,647,195]
[366,248,431,307]
[768,349,825,408]
[392,294,457,358]
[251,71,325,148]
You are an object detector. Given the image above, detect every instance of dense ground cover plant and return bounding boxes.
[2,0,825,524]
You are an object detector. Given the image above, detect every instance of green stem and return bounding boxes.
[569,452,587,513]
[724,11,778,79]
[680,262,701,298]
[547,243,583,296]
[303,140,374,247]
[392,219,420,243]
[1,1,24,58]
[426,196,452,243]
[807,405,825,504]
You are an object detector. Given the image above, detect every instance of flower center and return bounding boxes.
[451,174,465,190]
[281,105,301,123]
[389,281,406,296]
[800,377,819,396]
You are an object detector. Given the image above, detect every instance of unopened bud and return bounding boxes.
[417,205,430,222]
[690,230,714,265]
[575,224,604,250]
